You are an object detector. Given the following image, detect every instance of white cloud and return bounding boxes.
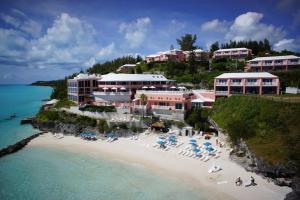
[225,12,285,43]
[201,19,229,32]
[273,38,298,51]
[119,17,151,48]
[29,13,101,65]
[0,9,42,37]
[0,28,29,58]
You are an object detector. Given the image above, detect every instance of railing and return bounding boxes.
[262,63,273,66]
[93,91,131,95]
[136,90,190,94]
[262,82,277,86]
[215,82,227,86]
[151,105,175,110]
[246,82,258,86]
[230,82,242,86]
[215,91,228,95]
[288,61,300,65]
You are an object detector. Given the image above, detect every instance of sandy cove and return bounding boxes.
[28,133,291,200]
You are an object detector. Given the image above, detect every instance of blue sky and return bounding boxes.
[0,0,299,83]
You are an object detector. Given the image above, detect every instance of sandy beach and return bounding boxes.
[28,133,291,200]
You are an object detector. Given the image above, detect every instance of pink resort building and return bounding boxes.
[133,89,215,120]
[116,64,136,73]
[67,74,101,104]
[213,48,252,60]
[245,55,300,72]
[214,72,280,97]
[93,73,176,107]
[145,49,209,63]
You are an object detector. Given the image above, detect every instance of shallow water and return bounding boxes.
[0,146,206,200]
[0,85,52,148]
[0,85,208,200]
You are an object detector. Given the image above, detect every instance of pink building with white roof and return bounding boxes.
[214,72,280,97]
[145,49,208,63]
[213,48,252,59]
[133,89,215,120]
[245,55,300,72]
[93,73,176,106]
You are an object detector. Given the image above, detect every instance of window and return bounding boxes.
[175,103,182,110]
[79,96,84,102]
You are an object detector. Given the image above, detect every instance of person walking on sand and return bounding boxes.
[235,177,242,186]
[251,176,255,185]
[216,138,218,146]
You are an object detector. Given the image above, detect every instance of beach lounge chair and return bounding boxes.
[203,156,210,162]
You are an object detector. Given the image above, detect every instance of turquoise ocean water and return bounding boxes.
[0,85,207,200]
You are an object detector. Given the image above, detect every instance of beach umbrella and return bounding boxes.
[150,86,156,89]
[142,86,148,89]
[203,142,212,146]
[157,140,166,145]
[120,87,126,90]
[170,86,177,89]
[192,148,201,153]
[190,142,198,147]
[206,147,214,152]
[159,136,165,140]
[190,139,197,143]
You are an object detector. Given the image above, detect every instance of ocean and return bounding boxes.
[0,85,206,200]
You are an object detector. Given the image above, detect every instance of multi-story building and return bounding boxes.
[67,74,101,104]
[145,49,209,63]
[245,55,300,72]
[133,90,193,120]
[116,64,136,73]
[133,89,215,120]
[213,48,252,59]
[214,72,280,97]
[93,73,176,106]
[183,49,209,62]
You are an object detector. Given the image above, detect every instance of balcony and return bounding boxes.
[215,91,228,96]
[230,82,242,86]
[151,105,176,110]
[262,63,273,66]
[93,91,131,95]
[262,82,277,86]
[215,82,228,86]
[288,61,300,65]
[246,82,259,86]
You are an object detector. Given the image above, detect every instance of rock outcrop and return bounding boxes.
[0,131,46,158]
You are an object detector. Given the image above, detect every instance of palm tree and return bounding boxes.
[140,93,147,118]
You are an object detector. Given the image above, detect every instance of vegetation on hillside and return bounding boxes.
[87,56,142,74]
[273,70,300,89]
[54,99,76,109]
[79,105,116,113]
[37,110,97,127]
[185,108,212,131]
[212,96,300,173]
[210,39,271,56]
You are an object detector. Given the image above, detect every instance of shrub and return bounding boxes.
[79,105,116,113]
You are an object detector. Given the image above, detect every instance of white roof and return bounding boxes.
[215,48,249,52]
[216,72,277,79]
[73,73,100,80]
[248,55,300,62]
[120,64,136,67]
[99,73,170,82]
[44,99,58,105]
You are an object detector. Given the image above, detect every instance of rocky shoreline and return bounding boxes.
[0,131,46,158]
[208,118,299,200]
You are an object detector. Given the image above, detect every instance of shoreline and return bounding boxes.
[27,132,291,200]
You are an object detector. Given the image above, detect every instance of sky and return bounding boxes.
[0,0,299,84]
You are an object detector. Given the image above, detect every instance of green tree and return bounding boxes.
[176,34,197,51]
[140,93,147,118]
[210,42,219,53]
[135,65,143,74]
